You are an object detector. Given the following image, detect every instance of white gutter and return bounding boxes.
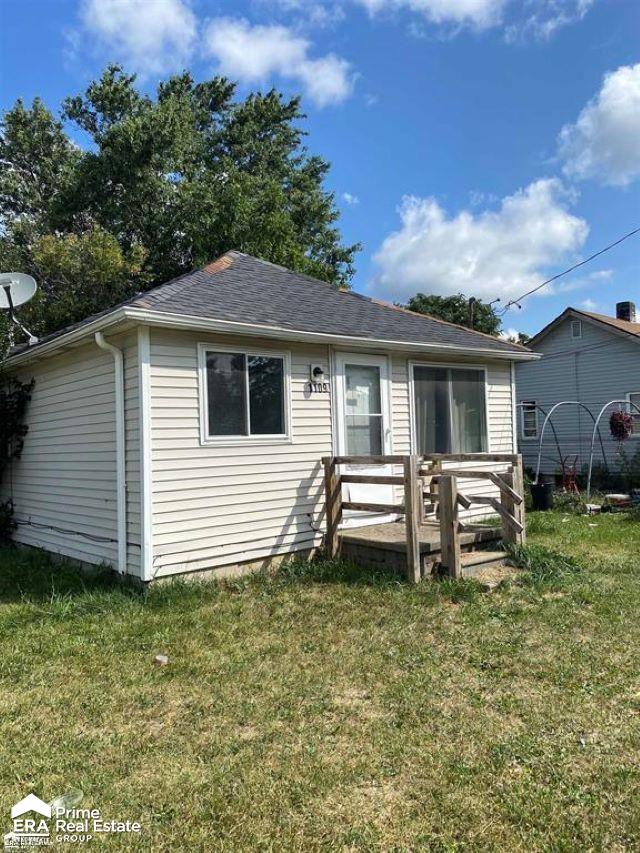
[6,304,540,368]
[95,332,127,575]
[122,307,540,361]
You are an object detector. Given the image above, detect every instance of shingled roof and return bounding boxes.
[10,251,533,359]
[529,306,640,347]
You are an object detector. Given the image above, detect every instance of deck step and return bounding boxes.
[460,550,509,576]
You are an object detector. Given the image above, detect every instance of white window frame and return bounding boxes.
[521,400,539,441]
[571,320,582,339]
[627,391,640,439]
[197,343,292,445]
[408,361,490,455]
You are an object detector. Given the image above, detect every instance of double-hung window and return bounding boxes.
[521,401,538,440]
[412,364,488,454]
[200,346,289,442]
[628,392,640,436]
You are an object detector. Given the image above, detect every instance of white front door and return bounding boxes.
[334,353,396,528]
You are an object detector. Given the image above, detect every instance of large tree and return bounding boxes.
[0,66,358,341]
[406,292,501,336]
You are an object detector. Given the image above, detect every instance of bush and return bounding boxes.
[0,374,34,540]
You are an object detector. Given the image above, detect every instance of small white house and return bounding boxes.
[3,251,534,582]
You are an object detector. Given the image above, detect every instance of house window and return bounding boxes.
[628,392,640,436]
[571,320,582,339]
[201,347,289,441]
[412,365,487,454]
[521,401,538,439]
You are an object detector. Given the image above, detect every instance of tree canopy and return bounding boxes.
[0,65,358,344]
[406,292,501,336]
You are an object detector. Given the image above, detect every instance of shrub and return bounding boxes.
[0,374,34,541]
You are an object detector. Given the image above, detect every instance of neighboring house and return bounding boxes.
[516,301,640,478]
[2,251,533,583]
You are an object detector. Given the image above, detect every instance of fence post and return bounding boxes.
[513,454,526,544]
[404,455,421,584]
[439,474,461,578]
[322,456,342,558]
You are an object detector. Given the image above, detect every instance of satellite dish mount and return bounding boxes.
[0,273,39,346]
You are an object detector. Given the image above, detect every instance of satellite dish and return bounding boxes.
[0,272,39,346]
[0,273,38,309]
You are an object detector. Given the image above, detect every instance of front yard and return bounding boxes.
[1,512,639,850]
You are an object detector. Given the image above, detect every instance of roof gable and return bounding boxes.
[529,307,640,349]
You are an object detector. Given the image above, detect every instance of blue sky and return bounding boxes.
[1,0,638,335]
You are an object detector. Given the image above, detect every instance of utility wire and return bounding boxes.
[499,225,640,315]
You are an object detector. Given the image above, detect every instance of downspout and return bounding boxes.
[95,332,127,574]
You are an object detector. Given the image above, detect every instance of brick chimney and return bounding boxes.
[616,301,636,323]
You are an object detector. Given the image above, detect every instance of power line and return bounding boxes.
[499,225,640,316]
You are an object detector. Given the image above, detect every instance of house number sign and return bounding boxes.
[308,381,330,393]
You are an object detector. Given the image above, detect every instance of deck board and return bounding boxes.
[339,521,500,554]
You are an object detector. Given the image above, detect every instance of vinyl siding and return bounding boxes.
[516,317,640,476]
[149,335,517,577]
[3,333,142,574]
[148,328,332,578]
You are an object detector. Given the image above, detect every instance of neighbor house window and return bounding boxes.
[628,392,640,436]
[412,365,487,454]
[201,347,288,440]
[521,401,538,439]
[571,320,582,339]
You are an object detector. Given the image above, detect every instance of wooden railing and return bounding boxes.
[322,453,525,583]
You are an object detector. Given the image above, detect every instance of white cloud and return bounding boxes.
[203,18,355,107]
[559,63,640,186]
[342,192,360,204]
[370,178,589,304]
[505,0,594,41]
[80,0,197,76]
[356,0,506,29]
[580,298,599,310]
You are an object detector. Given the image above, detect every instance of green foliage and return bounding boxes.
[0,374,34,542]
[406,292,501,335]
[506,542,582,587]
[0,65,359,340]
[552,492,587,515]
[617,444,640,490]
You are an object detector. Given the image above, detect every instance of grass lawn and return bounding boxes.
[1,511,639,850]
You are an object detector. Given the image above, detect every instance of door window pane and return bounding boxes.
[345,364,383,455]
[345,365,381,414]
[451,369,487,453]
[248,356,284,435]
[206,352,247,436]
[413,366,450,454]
[346,414,383,455]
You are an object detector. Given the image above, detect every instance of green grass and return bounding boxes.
[1,512,639,850]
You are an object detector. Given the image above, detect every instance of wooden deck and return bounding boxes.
[339,520,504,579]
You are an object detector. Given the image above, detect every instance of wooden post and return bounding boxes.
[498,470,518,545]
[322,456,342,558]
[513,454,526,544]
[404,455,421,584]
[439,474,461,578]
[499,461,525,546]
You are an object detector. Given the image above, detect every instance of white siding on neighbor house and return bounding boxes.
[3,333,142,574]
[149,335,517,577]
[148,328,332,577]
[516,316,640,477]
